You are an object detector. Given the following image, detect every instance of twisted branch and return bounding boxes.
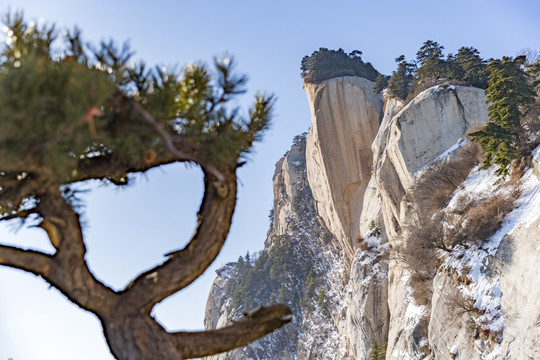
[174,305,292,359]
[119,169,236,312]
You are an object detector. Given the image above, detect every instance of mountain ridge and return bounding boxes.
[204,75,540,359]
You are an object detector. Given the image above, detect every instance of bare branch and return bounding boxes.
[174,305,292,358]
[120,170,236,311]
[0,244,54,277]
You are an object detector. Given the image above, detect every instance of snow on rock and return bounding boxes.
[382,85,489,359]
[417,137,466,174]
[205,77,540,360]
[533,145,540,162]
[375,85,489,243]
[443,167,508,336]
[401,272,427,331]
[204,137,349,360]
[430,163,540,359]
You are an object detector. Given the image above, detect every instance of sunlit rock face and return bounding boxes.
[375,85,491,359]
[375,85,489,241]
[304,76,384,263]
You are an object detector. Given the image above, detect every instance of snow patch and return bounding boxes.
[484,344,504,360]
[417,137,466,174]
[356,234,389,288]
[435,83,457,91]
[432,137,465,163]
[400,272,427,331]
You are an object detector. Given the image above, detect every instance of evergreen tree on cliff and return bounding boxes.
[388,55,414,100]
[528,58,540,92]
[301,48,379,83]
[412,40,446,92]
[0,13,291,360]
[449,46,488,88]
[470,55,535,176]
[372,73,389,94]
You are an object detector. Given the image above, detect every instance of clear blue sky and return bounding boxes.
[0,1,539,359]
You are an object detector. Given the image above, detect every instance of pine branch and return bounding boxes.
[123,94,226,182]
[173,305,292,358]
[0,244,53,277]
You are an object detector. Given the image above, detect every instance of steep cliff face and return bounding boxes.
[204,77,540,360]
[304,76,384,262]
[376,85,492,358]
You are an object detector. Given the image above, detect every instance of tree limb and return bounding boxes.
[174,305,292,359]
[74,152,179,185]
[0,244,54,278]
[119,169,236,312]
[0,174,38,211]
[33,190,118,313]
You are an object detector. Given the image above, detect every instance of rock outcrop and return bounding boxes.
[345,234,390,359]
[375,85,489,240]
[375,85,491,358]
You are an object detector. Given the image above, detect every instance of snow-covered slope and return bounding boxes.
[428,163,540,360]
[203,135,349,359]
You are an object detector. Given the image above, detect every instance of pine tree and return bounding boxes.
[370,340,380,360]
[0,13,291,360]
[388,55,414,100]
[300,48,379,83]
[372,73,389,94]
[412,40,446,92]
[470,56,536,176]
[245,251,252,267]
[527,58,540,92]
[317,288,329,316]
[370,340,387,360]
[450,47,488,88]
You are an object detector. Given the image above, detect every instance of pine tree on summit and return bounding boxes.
[0,13,290,360]
[300,47,379,83]
[470,55,535,176]
[388,55,414,100]
[528,58,540,92]
[372,73,389,94]
[412,40,446,92]
[450,46,488,89]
